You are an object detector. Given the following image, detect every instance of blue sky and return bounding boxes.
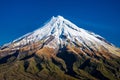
[0,0,120,47]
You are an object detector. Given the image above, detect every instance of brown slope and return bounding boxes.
[0,40,120,80]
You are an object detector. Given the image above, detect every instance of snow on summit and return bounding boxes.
[1,15,120,57]
[4,16,113,49]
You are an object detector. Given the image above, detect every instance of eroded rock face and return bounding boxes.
[0,41,120,80]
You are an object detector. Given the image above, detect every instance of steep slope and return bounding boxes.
[0,16,120,80]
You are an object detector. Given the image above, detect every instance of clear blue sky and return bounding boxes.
[0,0,120,47]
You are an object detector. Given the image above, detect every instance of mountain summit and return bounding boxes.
[0,16,120,80]
[2,15,120,57]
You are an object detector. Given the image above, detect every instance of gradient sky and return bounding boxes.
[0,0,120,47]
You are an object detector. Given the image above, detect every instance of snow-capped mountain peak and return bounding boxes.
[6,16,110,47]
[0,16,120,80]
[2,15,120,57]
